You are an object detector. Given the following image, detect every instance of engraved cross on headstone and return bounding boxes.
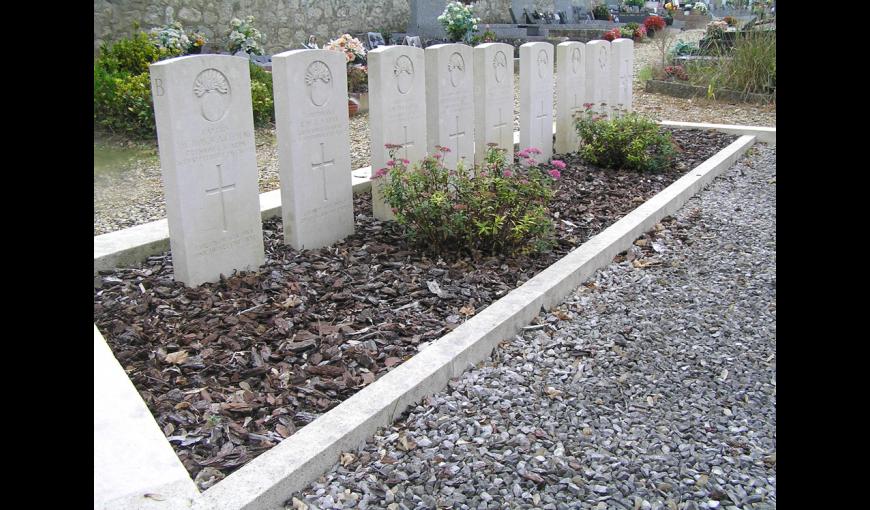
[400,125,415,161]
[493,108,508,146]
[311,142,334,201]
[448,115,466,167]
[535,98,549,145]
[205,163,236,232]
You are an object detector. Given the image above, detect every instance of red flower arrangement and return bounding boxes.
[643,15,667,32]
[602,27,622,41]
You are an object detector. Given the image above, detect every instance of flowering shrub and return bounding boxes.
[644,15,667,32]
[575,104,677,173]
[149,22,191,54]
[693,2,709,14]
[664,65,689,81]
[664,2,677,12]
[325,34,367,65]
[438,1,480,43]
[228,16,264,55]
[723,16,739,27]
[602,27,622,41]
[374,144,560,256]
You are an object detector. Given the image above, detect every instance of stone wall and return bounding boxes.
[94,0,520,58]
[94,0,411,57]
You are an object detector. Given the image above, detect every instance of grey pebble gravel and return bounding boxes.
[290,144,776,509]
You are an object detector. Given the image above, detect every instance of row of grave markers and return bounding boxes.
[148,39,633,287]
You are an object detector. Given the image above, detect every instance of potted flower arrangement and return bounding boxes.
[188,31,207,54]
[325,34,368,116]
[643,15,667,37]
[602,27,623,41]
[149,21,191,56]
[663,2,676,24]
[437,1,481,43]
[228,16,264,56]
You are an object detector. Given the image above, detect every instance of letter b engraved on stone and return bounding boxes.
[153,78,165,97]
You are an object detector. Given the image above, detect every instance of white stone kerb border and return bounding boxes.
[191,134,759,509]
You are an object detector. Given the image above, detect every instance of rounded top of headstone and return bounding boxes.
[426,43,472,52]
[149,53,249,70]
[519,41,553,49]
[369,45,424,57]
[272,48,345,66]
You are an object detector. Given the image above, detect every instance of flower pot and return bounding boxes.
[188,46,202,54]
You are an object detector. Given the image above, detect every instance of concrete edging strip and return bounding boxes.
[193,134,758,510]
[659,120,776,145]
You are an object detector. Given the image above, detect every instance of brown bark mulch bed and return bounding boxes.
[93,128,737,489]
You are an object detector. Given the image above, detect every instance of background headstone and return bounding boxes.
[585,40,611,117]
[367,32,387,50]
[408,0,448,39]
[609,38,634,116]
[555,41,587,155]
[272,49,355,250]
[426,43,475,171]
[404,35,423,48]
[368,45,428,220]
[149,55,265,287]
[519,41,555,163]
[474,42,515,165]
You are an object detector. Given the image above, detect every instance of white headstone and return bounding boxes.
[474,42,515,165]
[609,38,634,116]
[149,55,265,287]
[425,43,475,171]
[368,45,428,221]
[519,42,554,163]
[272,49,355,250]
[585,40,611,117]
[555,41,587,155]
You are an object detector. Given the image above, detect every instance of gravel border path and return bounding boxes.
[291,144,776,510]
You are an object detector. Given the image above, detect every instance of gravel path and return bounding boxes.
[290,144,777,510]
[93,29,775,236]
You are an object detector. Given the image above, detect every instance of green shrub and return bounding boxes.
[248,62,274,126]
[93,67,156,138]
[96,32,180,75]
[575,106,677,172]
[375,145,562,256]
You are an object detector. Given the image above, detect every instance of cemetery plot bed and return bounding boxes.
[645,79,775,105]
[93,128,737,489]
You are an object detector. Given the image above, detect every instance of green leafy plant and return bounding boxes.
[592,4,611,20]
[94,31,275,139]
[96,31,176,75]
[93,67,156,138]
[374,144,561,256]
[575,105,677,172]
[248,62,274,126]
[438,1,481,43]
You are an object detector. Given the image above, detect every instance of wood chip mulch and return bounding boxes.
[93,128,737,489]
